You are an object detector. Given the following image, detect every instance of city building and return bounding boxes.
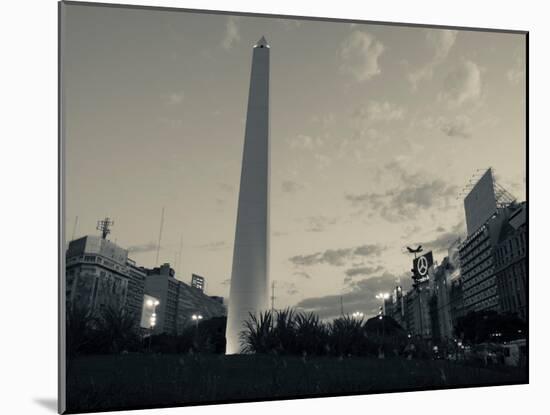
[226,36,271,354]
[66,234,129,314]
[459,168,517,314]
[405,285,432,339]
[495,202,527,321]
[431,240,462,342]
[191,274,205,292]
[126,258,146,320]
[144,263,226,335]
[384,285,406,329]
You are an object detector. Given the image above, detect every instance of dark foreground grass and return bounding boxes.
[66,353,527,413]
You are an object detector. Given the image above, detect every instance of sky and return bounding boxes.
[62,3,526,320]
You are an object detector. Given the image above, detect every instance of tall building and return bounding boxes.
[144,263,226,335]
[495,202,527,321]
[126,258,146,320]
[405,285,432,339]
[66,235,129,314]
[431,241,462,342]
[226,37,271,354]
[384,285,406,329]
[459,169,517,314]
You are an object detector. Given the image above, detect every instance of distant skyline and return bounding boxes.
[63,4,526,319]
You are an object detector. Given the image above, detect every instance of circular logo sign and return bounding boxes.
[417,256,429,276]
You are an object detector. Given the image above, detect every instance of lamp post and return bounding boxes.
[192,313,203,329]
[352,311,364,320]
[375,293,389,359]
[191,314,203,351]
[375,292,390,315]
[146,299,159,352]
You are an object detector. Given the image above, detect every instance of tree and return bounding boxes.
[93,304,141,353]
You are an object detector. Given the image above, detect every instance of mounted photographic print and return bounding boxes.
[59,1,528,413]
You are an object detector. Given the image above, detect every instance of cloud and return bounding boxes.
[340,30,385,82]
[352,101,405,122]
[127,242,158,253]
[289,244,386,267]
[305,215,338,232]
[295,272,411,320]
[424,115,473,138]
[420,222,465,253]
[314,153,332,169]
[164,91,184,105]
[293,271,311,279]
[507,67,524,84]
[346,162,458,221]
[439,115,472,138]
[289,134,323,150]
[282,180,304,194]
[277,18,302,29]
[218,183,234,192]
[408,29,458,90]
[279,281,299,296]
[345,265,384,277]
[439,60,482,107]
[221,16,240,50]
[198,240,229,251]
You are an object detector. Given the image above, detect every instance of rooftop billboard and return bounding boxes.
[464,169,498,235]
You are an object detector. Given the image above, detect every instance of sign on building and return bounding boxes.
[191,274,205,292]
[412,251,434,284]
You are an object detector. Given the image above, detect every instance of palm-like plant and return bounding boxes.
[272,308,296,354]
[239,310,275,353]
[294,312,328,356]
[329,315,369,357]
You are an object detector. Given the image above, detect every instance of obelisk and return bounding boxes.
[226,36,270,354]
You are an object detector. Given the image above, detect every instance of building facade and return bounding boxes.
[458,209,512,314]
[144,263,226,335]
[126,258,146,320]
[405,284,432,339]
[431,247,462,342]
[495,202,527,321]
[66,235,129,314]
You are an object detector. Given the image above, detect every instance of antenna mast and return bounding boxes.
[155,207,165,266]
[177,234,184,277]
[96,217,114,240]
[271,281,275,313]
[71,215,79,241]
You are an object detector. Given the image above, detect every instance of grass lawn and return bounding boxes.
[66,353,527,413]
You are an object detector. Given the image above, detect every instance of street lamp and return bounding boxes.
[146,299,160,352]
[375,293,389,359]
[352,311,364,319]
[192,313,203,329]
[375,292,390,315]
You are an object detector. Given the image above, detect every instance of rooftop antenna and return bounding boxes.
[177,234,184,277]
[71,215,79,241]
[271,280,276,313]
[96,217,114,240]
[155,207,165,266]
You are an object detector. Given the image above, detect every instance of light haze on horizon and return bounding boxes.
[63,4,526,319]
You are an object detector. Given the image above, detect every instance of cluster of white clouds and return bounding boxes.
[408,29,458,90]
[339,30,385,82]
[353,101,405,122]
[439,59,482,107]
[221,16,241,50]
